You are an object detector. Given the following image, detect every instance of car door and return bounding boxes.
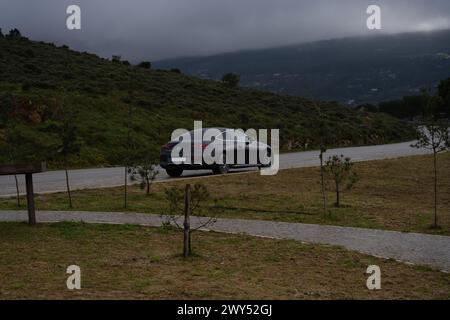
[236,132,259,166]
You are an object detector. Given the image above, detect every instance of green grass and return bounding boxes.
[1,153,449,235]
[0,222,449,299]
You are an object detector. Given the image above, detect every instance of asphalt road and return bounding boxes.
[0,140,430,197]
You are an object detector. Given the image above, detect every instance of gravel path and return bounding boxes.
[1,210,449,272]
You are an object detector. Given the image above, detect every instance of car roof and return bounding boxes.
[172,128,248,142]
[188,128,228,132]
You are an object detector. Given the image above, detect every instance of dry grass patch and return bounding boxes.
[0,222,449,299]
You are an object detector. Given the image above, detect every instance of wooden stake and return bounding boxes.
[183,184,191,257]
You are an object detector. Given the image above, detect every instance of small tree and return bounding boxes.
[129,161,159,195]
[313,100,333,213]
[13,174,20,207]
[325,155,359,207]
[0,28,4,38]
[319,144,327,210]
[306,91,336,214]
[164,183,216,257]
[8,28,22,38]
[123,68,138,208]
[221,73,240,88]
[138,61,151,69]
[412,120,449,228]
[111,55,122,63]
[56,115,81,208]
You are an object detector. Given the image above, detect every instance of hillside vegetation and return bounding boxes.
[0,34,415,168]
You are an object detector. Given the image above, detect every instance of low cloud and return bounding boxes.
[0,0,449,61]
[415,17,450,32]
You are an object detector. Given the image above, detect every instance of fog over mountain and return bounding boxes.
[155,29,450,104]
[0,0,450,61]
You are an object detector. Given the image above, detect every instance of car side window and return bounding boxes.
[233,132,246,142]
[216,130,250,143]
[214,132,225,142]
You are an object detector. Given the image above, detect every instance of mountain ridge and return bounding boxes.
[155,29,450,105]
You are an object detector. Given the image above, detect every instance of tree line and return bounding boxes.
[358,78,450,120]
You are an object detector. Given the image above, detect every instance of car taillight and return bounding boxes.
[193,143,209,149]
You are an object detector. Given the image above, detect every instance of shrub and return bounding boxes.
[137,61,151,69]
[221,73,240,88]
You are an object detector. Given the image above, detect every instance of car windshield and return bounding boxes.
[172,128,227,143]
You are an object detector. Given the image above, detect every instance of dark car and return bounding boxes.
[160,128,272,177]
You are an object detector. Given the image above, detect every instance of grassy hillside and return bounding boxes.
[155,29,450,104]
[0,35,415,168]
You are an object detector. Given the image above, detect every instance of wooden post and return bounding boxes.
[25,173,36,225]
[183,184,191,257]
[124,166,128,208]
[0,163,45,225]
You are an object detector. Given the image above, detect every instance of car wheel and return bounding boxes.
[212,164,229,175]
[259,161,272,169]
[166,167,183,177]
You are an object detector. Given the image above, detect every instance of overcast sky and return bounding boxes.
[1,0,449,61]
